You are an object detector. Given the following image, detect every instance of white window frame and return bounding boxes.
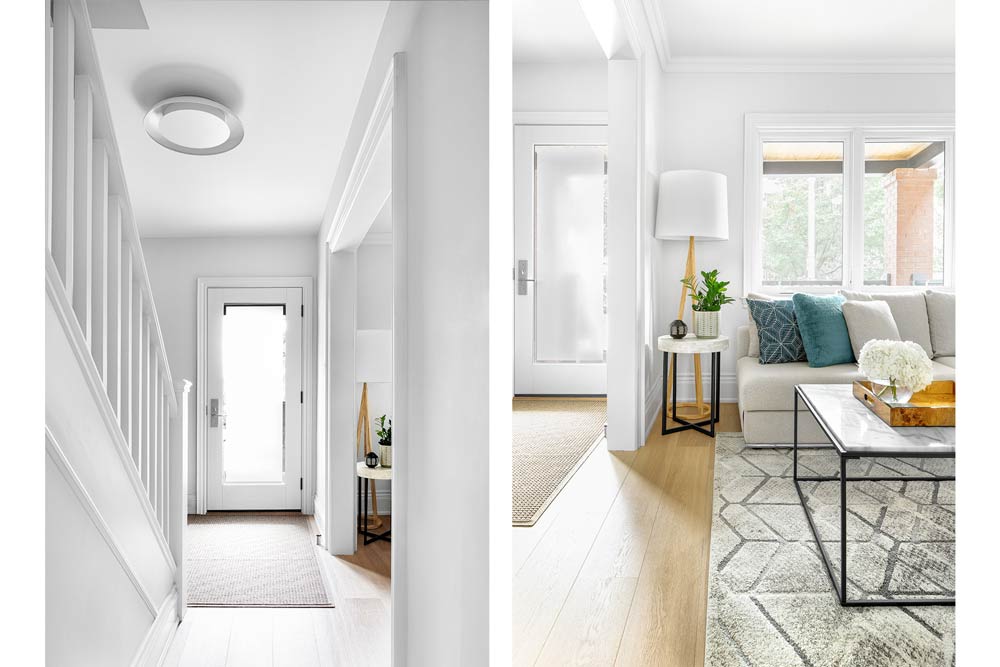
[744,113,955,296]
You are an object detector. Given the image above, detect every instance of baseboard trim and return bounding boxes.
[360,487,392,515]
[130,590,179,667]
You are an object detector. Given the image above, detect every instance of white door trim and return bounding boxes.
[195,276,315,515]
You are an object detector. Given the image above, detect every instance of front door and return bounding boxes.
[206,287,303,510]
[514,124,608,395]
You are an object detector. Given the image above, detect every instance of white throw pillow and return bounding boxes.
[839,290,933,358]
[842,300,901,360]
[925,291,956,357]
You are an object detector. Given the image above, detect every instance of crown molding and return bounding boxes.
[638,0,670,71]
[661,57,955,74]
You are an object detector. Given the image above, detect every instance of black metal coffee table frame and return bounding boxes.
[793,386,954,607]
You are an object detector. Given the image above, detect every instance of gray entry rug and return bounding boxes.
[187,512,332,607]
[512,398,607,526]
[706,433,954,666]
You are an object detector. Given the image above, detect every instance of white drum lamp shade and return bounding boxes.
[654,170,729,241]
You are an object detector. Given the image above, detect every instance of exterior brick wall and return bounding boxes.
[883,168,937,286]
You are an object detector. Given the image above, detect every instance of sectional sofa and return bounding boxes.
[736,290,955,445]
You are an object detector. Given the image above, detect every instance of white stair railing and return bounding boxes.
[47,0,184,552]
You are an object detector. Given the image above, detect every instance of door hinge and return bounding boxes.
[300,478,303,490]
[300,390,304,404]
[301,304,304,317]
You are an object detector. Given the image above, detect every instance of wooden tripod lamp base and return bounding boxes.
[665,236,712,422]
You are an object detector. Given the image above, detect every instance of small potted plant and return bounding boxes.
[681,269,734,338]
[376,415,392,468]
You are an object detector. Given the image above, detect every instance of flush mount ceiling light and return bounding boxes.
[144,96,243,155]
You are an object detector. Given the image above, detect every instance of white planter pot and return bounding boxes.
[379,444,392,468]
[693,310,720,338]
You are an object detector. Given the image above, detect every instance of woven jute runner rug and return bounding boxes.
[512,398,607,526]
[187,512,332,607]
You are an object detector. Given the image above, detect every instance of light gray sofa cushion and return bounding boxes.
[841,300,901,359]
[935,355,956,369]
[737,356,955,413]
[925,291,956,357]
[840,290,933,358]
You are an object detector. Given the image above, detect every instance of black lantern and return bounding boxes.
[670,319,688,339]
[365,451,379,468]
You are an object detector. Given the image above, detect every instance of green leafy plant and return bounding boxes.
[376,415,392,447]
[681,269,735,312]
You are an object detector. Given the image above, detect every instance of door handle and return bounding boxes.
[516,259,534,295]
[210,398,226,428]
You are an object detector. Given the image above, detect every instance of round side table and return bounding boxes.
[657,334,729,437]
[357,462,392,545]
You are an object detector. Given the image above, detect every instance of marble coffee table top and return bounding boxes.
[796,384,955,457]
[657,334,729,354]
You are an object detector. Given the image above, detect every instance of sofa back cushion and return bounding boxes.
[925,291,956,357]
[841,300,901,360]
[839,290,933,358]
[746,298,806,364]
[792,293,855,367]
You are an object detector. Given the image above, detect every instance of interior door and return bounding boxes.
[514,124,608,395]
[207,287,303,510]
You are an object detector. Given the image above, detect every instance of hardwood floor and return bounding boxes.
[513,404,739,667]
[164,521,391,667]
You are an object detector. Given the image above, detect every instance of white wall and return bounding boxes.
[142,236,318,509]
[400,2,489,663]
[513,62,607,112]
[653,72,956,401]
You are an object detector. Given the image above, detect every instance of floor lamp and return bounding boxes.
[654,170,729,421]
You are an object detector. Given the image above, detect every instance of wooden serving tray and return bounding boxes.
[853,380,955,427]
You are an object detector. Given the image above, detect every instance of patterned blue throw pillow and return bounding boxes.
[746,298,807,364]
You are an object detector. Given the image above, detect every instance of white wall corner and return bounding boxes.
[644,374,662,441]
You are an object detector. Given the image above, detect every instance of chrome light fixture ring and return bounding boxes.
[144,96,244,155]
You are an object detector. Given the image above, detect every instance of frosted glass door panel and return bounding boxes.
[534,145,607,364]
[222,305,287,483]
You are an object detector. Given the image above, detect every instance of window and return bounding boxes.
[745,114,954,294]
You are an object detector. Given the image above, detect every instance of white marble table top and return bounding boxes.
[797,384,955,456]
[657,334,729,354]
[357,461,393,480]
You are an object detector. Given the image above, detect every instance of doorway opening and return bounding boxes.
[512,122,609,527]
[190,279,329,609]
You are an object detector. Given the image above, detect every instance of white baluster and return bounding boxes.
[50,0,75,287]
[91,140,109,383]
[106,198,122,417]
[72,75,93,341]
[132,285,143,471]
[121,249,133,450]
[151,352,160,512]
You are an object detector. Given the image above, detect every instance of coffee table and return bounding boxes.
[793,384,955,607]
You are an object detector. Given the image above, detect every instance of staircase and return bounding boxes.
[45,1,190,664]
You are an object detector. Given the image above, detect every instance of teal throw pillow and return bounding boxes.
[791,293,855,367]
[746,298,806,364]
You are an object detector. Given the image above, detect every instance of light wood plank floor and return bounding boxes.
[164,519,391,667]
[514,404,738,667]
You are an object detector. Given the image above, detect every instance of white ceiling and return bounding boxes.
[659,0,954,61]
[512,0,606,64]
[93,0,389,237]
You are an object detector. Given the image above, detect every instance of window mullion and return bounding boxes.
[846,129,865,290]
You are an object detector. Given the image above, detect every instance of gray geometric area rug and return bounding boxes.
[187,512,332,607]
[706,433,954,666]
[512,398,607,526]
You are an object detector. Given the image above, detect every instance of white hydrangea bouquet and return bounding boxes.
[857,339,933,403]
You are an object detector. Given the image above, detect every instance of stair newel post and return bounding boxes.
[170,379,192,619]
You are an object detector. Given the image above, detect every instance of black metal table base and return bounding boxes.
[793,389,954,607]
[357,476,391,545]
[661,351,721,437]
